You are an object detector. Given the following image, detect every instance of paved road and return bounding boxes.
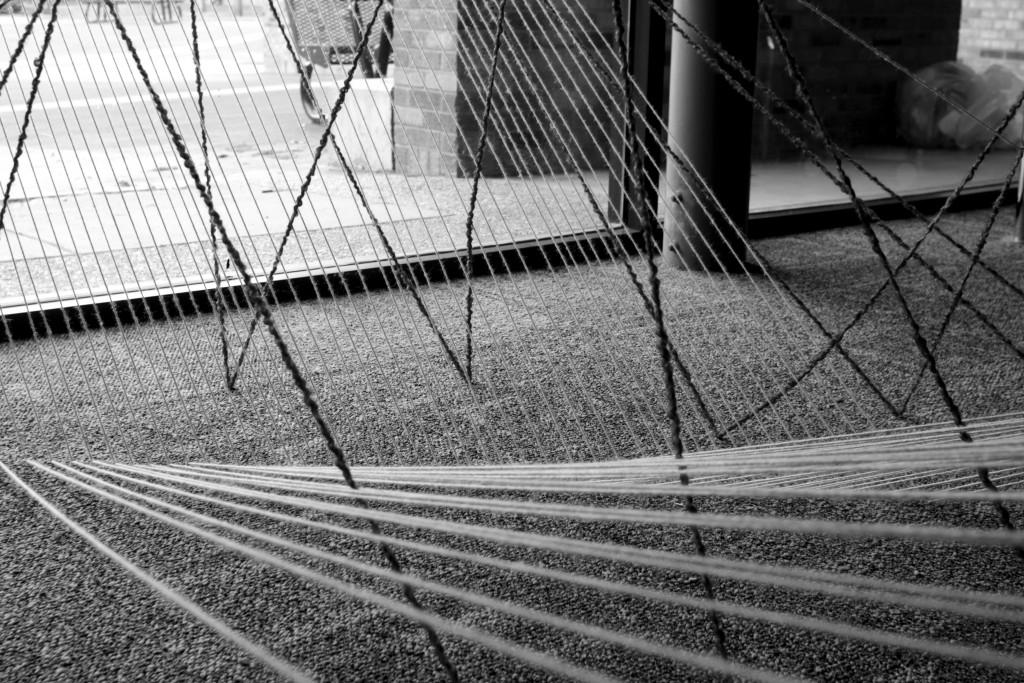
[1,6,309,169]
[0,5,411,276]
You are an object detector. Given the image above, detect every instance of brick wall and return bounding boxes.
[958,0,1024,78]
[392,0,462,176]
[393,0,618,177]
[393,1,963,174]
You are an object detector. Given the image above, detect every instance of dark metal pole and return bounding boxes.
[609,0,668,235]
[663,0,758,272]
[1016,147,1024,243]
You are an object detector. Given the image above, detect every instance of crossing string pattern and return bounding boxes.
[1,0,1024,680]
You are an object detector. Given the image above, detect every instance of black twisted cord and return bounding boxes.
[102,3,460,677]
[836,150,1024,305]
[598,17,904,418]
[611,0,729,658]
[546,32,725,442]
[899,152,1024,415]
[463,0,510,384]
[758,0,971,443]
[575,170,729,445]
[654,120,902,418]
[758,0,1024,553]
[453,2,727,442]
[643,0,1024,436]
[647,0,1024,311]
[793,0,1016,149]
[716,136,1024,439]
[0,0,61,233]
[564,11,894,436]
[909,152,1024,558]
[589,8,724,444]
[228,0,468,389]
[0,0,48,102]
[612,5,656,236]
[611,0,692,454]
[1018,169,1024,221]
[348,0,377,78]
[188,0,231,389]
[887,145,1024,559]
[611,2,691,456]
[664,152,902,422]
[228,0,384,386]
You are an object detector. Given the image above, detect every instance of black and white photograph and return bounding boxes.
[1,0,1024,680]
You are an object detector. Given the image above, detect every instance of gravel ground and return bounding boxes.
[2,207,1024,680]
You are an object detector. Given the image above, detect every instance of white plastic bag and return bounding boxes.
[898,61,1023,149]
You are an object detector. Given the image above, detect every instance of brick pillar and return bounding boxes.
[392,1,462,176]
[958,0,1024,79]
[392,0,617,177]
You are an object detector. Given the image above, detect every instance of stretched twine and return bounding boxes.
[3,0,1024,675]
[0,462,315,683]
[99,2,459,678]
[611,0,729,659]
[12,456,1024,680]
[897,153,1024,411]
[462,0,511,384]
[755,0,1023,560]
[0,0,48,103]
[230,0,468,389]
[649,0,1024,324]
[0,0,61,234]
[56,459,1024,676]
[763,4,966,437]
[649,0,1024,338]
[650,0,1024,310]
[650,109,902,418]
[572,167,728,443]
[644,0,1024,437]
[86,460,1024,636]
[188,0,231,389]
[39,461,621,683]
[88,457,1024,548]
